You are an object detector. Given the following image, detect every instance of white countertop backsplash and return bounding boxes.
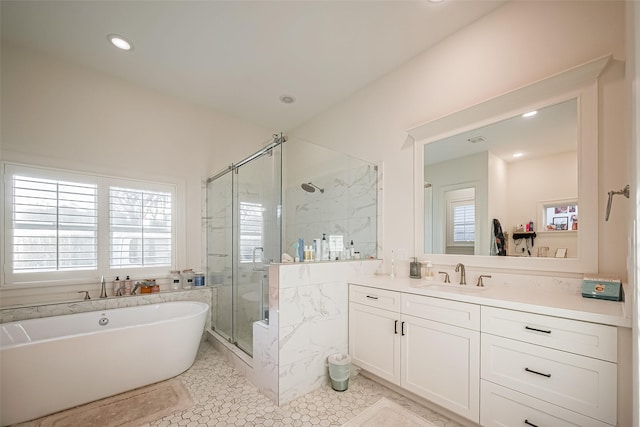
[350,272,631,328]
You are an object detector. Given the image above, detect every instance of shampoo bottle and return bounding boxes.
[321,234,330,261]
[112,276,120,295]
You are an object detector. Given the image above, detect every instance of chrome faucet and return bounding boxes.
[99,275,108,298]
[78,291,91,300]
[455,263,466,285]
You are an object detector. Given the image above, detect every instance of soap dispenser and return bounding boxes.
[409,257,422,279]
[424,261,435,281]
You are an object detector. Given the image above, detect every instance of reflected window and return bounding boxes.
[543,202,578,231]
[239,201,263,263]
[445,188,475,254]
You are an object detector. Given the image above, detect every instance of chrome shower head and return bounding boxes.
[301,182,324,193]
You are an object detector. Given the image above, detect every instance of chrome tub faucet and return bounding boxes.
[455,263,466,285]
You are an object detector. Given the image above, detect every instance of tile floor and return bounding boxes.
[145,340,464,427]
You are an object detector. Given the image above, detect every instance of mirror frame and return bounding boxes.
[410,56,611,274]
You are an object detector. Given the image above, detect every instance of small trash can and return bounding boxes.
[328,353,351,391]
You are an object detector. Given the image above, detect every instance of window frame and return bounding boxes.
[2,163,177,287]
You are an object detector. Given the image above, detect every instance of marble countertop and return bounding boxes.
[349,274,631,328]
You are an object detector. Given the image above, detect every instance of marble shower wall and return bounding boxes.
[283,145,378,260]
[252,259,383,405]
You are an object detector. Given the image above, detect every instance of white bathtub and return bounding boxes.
[0,301,208,426]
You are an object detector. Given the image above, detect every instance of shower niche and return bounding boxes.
[206,134,378,357]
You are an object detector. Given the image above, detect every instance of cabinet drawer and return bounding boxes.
[481,334,617,425]
[402,293,479,330]
[482,306,617,361]
[350,285,401,312]
[481,380,612,427]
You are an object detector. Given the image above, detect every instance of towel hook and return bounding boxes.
[605,185,629,221]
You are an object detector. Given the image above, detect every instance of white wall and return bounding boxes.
[0,41,273,305]
[507,151,578,257]
[291,0,627,278]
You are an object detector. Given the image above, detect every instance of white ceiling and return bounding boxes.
[1,0,506,131]
[424,99,578,165]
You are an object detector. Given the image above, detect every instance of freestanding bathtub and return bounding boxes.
[0,300,208,426]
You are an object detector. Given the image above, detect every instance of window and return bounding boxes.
[239,201,263,263]
[3,164,176,285]
[445,187,475,255]
[110,187,172,268]
[452,202,475,244]
[11,175,98,273]
[540,200,578,231]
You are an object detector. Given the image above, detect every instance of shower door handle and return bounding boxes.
[253,247,265,271]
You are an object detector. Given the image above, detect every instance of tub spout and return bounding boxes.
[99,275,108,298]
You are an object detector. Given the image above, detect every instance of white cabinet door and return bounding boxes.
[401,314,480,422]
[349,302,401,385]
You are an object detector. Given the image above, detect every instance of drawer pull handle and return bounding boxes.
[524,420,539,427]
[366,295,379,300]
[525,367,551,378]
[525,326,551,334]
[401,321,406,336]
[394,320,398,334]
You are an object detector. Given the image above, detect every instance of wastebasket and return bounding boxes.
[328,353,351,391]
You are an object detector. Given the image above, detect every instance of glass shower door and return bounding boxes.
[233,145,281,355]
[206,171,233,342]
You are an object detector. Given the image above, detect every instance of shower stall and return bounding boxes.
[206,134,377,357]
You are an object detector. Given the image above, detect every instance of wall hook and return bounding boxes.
[605,184,629,221]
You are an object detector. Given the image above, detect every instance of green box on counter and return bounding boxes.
[581,278,623,301]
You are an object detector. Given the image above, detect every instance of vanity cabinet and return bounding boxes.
[480,306,618,426]
[349,285,480,422]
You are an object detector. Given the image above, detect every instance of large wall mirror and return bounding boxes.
[410,56,610,274]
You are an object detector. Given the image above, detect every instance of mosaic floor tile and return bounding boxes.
[144,341,463,427]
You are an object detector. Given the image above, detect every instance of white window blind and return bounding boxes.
[452,202,475,244]
[239,201,263,263]
[110,187,172,268]
[11,175,98,273]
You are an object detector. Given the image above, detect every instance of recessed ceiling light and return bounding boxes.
[279,95,296,104]
[107,34,134,51]
[522,111,537,118]
[513,152,524,158]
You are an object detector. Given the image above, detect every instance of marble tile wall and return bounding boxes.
[0,288,213,330]
[252,259,383,406]
[284,162,378,261]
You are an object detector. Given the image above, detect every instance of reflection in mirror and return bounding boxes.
[423,99,578,258]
